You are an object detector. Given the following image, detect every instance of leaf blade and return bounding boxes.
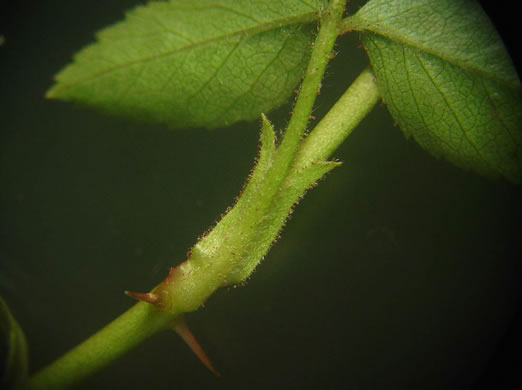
[47,0,326,128]
[352,0,522,182]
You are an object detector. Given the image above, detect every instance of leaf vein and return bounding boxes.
[215,33,294,124]
[416,53,487,164]
[185,38,243,105]
[53,10,319,93]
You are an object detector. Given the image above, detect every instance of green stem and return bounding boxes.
[26,303,173,390]
[338,15,365,35]
[25,2,375,389]
[294,67,380,169]
[268,0,346,184]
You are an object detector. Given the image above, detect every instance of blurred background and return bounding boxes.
[1,1,521,389]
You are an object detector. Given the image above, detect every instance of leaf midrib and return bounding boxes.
[353,26,519,90]
[47,11,319,97]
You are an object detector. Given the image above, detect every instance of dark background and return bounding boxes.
[1,1,521,389]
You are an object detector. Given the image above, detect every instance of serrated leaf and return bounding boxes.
[47,0,326,128]
[1,297,29,389]
[351,0,522,182]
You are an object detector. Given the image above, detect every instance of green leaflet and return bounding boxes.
[47,0,326,129]
[351,0,522,182]
[1,297,29,389]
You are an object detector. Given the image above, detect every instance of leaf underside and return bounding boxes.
[47,0,326,129]
[353,0,522,182]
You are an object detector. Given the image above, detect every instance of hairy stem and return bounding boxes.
[26,2,375,389]
[294,67,380,169]
[267,0,346,187]
[339,15,359,34]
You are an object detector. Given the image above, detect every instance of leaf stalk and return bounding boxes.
[25,1,379,389]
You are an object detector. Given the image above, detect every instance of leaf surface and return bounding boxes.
[352,0,522,182]
[47,0,326,128]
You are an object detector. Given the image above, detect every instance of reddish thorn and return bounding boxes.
[124,290,160,305]
[172,318,220,376]
[164,266,176,283]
